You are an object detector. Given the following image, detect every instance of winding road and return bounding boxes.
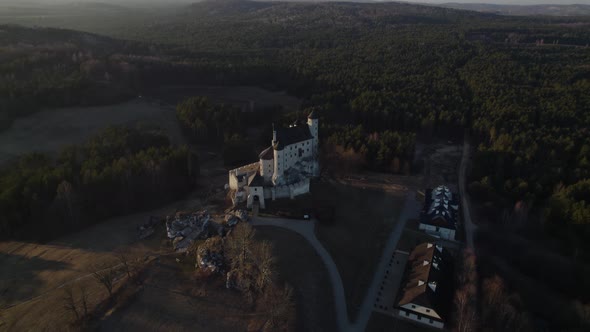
[252,191,420,332]
[459,138,477,248]
[251,217,350,331]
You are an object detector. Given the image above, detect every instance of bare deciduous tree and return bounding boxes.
[262,284,295,331]
[115,249,134,279]
[453,249,479,332]
[93,266,117,298]
[79,285,89,318]
[62,285,90,324]
[454,285,477,332]
[62,286,80,322]
[226,223,256,270]
[253,241,276,292]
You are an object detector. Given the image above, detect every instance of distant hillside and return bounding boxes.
[440,3,590,16]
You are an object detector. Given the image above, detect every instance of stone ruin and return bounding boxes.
[193,208,250,274]
[197,243,224,273]
[224,208,249,228]
[166,210,211,253]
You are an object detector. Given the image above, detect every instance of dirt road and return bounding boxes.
[459,138,477,248]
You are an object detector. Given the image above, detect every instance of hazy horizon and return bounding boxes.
[8,0,590,6]
[397,0,590,5]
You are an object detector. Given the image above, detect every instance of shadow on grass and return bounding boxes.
[0,252,71,307]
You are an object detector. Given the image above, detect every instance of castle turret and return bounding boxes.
[272,124,284,184]
[307,110,320,176]
[259,146,274,182]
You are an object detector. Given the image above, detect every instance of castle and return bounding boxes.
[228,110,320,209]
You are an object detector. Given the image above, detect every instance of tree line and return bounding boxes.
[323,124,415,174]
[0,126,199,240]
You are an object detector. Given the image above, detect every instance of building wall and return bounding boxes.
[247,186,265,209]
[228,162,259,190]
[273,148,283,183]
[290,179,310,197]
[418,223,456,240]
[260,158,273,181]
[229,173,238,190]
[398,309,444,329]
[273,139,313,183]
[271,178,310,200]
[307,117,320,176]
[400,303,442,320]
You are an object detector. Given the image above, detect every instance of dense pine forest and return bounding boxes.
[0,127,198,240]
[1,0,589,253]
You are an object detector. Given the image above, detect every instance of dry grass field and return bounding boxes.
[0,198,335,331]
[0,196,203,331]
[0,98,183,166]
[0,85,301,167]
[312,180,407,322]
[99,255,253,332]
[152,85,302,113]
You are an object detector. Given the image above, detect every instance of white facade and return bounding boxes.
[247,185,265,209]
[418,223,456,240]
[398,307,445,329]
[260,158,274,182]
[228,111,319,209]
[307,116,320,176]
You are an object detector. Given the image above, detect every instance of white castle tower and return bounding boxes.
[307,110,320,177]
[271,126,284,185]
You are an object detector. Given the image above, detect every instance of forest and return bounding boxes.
[1,0,589,244]
[0,127,198,240]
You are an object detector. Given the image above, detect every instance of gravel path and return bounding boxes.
[459,138,477,248]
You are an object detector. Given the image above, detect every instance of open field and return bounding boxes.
[0,197,333,331]
[0,195,204,331]
[99,255,253,332]
[150,85,302,113]
[312,179,407,322]
[0,98,183,166]
[415,140,462,192]
[0,84,300,167]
